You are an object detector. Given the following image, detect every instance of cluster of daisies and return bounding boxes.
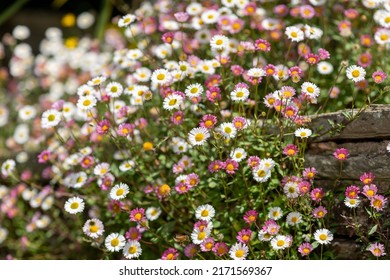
[1,0,389,259]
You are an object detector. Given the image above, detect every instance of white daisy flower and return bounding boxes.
[83,218,105,239]
[62,102,76,120]
[271,235,289,250]
[304,24,323,40]
[231,87,250,102]
[119,160,135,172]
[374,28,390,46]
[77,95,97,111]
[201,9,220,24]
[317,61,333,75]
[13,124,29,145]
[229,242,249,260]
[346,65,366,82]
[247,67,266,78]
[163,93,183,111]
[72,172,88,189]
[219,122,237,138]
[188,127,210,146]
[268,207,283,221]
[314,228,333,245]
[36,215,51,229]
[294,128,312,138]
[344,197,361,208]
[230,148,247,162]
[286,212,303,226]
[146,207,162,221]
[19,105,37,121]
[195,204,215,222]
[87,76,107,87]
[127,49,143,60]
[258,230,273,242]
[186,2,203,16]
[285,26,304,42]
[178,61,191,75]
[0,227,9,244]
[210,35,230,50]
[151,69,172,85]
[64,197,85,214]
[41,195,54,211]
[105,82,123,98]
[134,67,152,82]
[191,228,211,244]
[284,182,300,199]
[41,109,61,129]
[105,233,126,252]
[110,183,130,200]
[1,159,16,177]
[77,84,96,97]
[94,162,110,177]
[185,83,204,98]
[252,163,271,183]
[118,14,137,27]
[123,241,142,259]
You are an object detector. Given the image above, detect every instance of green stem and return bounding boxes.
[0,0,29,26]
[95,0,112,42]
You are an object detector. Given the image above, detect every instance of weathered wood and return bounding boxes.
[310,104,390,142]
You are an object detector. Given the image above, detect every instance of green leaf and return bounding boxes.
[368,225,378,236]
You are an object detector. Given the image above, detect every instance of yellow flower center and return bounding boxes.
[373,199,382,208]
[198,232,206,240]
[319,234,327,241]
[48,114,56,122]
[143,142,153,151]
[116,188,124,196]
[380,34,388,41]
[226,163,235,171]
[195,133,204,142]
[128,246,137,254]
[70,202,79,209]
[351,70,360,78]
[205,242,213,250]
[157,73,165,80]
[224,127,232,134]
[159,184,170,196]
[291,31,298,38]
[89,225,98,233]
[277,240,285,247]
[366,190,374,197]
[168,99,177,106]
[235,249,244,258]
[201,209,209,217]
[166,253,174,260]
[257,170,266,177]
[111,238,119,247]
[291,216,298,223]
[242,235,250,242]
[287,149,295,156]
[134,213,142,221]
[307,87,314,93]
[303,248,310,254]
[236,91,244,98]
[215,39,223,45]
[300,132,307,137]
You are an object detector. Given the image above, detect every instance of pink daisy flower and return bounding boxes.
[125,227,142,241]
[345,185,360,199]
[237,229,252,244]
[130,208,146,223]
[372,71,387,84]
[360,172,375,185]
[200,237,215,252]
[208,160,225,173]
[200,114,218,129]
[224,159,239,175]
[161,248,179,260]
[298,242,313,256]
[247,156,261,169]
[312,206,327,219]
[370,195,387,212]
[362,184,377,199]
[333,148,349,160]
[212,242,229,257]
[96,119,110,135]
[243,210,258,225]
[368,243,386,257]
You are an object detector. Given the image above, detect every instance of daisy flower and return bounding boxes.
[258,230,273,242]
[123,241,142,259]
[105,82,123,98]
[151,69,172,85]
[334,148,349,160]
[252,163,271,183]
[41,109,61,129]
[284,182,300,199]
[345,185,360,199]
[237,229,252,244]
[372,71,387,84]
[286,212,302,226]
[230,148,247,162]
[110,183,130,200]
[119,160,135,172]
[130,208,146,223]
[344,197,361,208]
[184,244,198,259]
[19,105,37,121]
[224,159,239,174]
[77,95,97,111]
[87,76,107,87]
[285,26,304,42]
[346,65,366,82]
[146,207,162,221]
[231,87,250,102]
[219,122,237,138]
[362,184,377,199]
[367,243,386,257]
[374,29,390,45]
[191,228,211,245]
[314,228,333,245]
[105,233,126,252]
[201,9,220,24]
[0,227,8,244]
[1,159,16,177]
[298,243,313,256]
[64,197,85,214]
[210,35,229,50]
[229,242,249,260]
[163,93,183,111]
[185,83,204,98]
[161,248,178,260]
[294,128,312,138]
[118,14,136,27]
[195,204,215,222]
[243,210,258,225]
[247,67,266,78]
[200,237,215,252]
[312,206,327,219]
[83,218,105,238]
[94,162,110,177]
[268,207,283,221]
[370,195,387,211]
[213,242,229,257]
[188,127,210,146]
[271,235,289,250]
[301,82,320,99]
[283,144,298,157]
